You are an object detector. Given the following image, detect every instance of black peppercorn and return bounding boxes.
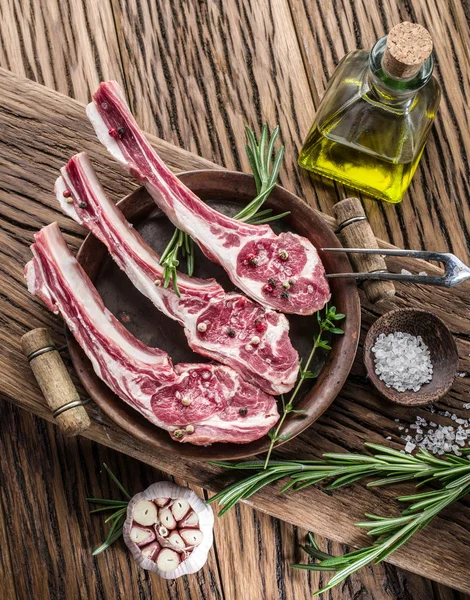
[227,328,236,337]
[239,408,248,416]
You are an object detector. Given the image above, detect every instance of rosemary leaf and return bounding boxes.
[103,463,131,499]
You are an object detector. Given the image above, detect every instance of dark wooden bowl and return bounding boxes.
[363,308,459,406]
[67,170,361,460]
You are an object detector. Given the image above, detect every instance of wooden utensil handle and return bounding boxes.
[334,198,395,304]
[21,328,91,436]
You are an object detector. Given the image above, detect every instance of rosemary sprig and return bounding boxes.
[294,466,470,595]
[235,124,285,222]
[160,124,286,293]
[159,227,194,297]
[208,445,470,594]
[209,444,470,514]
[87,463,130,555]
[263,304,345,468]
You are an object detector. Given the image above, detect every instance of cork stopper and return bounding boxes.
[382,22,433,80]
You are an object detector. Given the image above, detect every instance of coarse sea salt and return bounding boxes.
[372,332,433,393]
[396,411,470,457]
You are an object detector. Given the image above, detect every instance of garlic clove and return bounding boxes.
[171,498,190,521]
[133,500,158,526]
[180,528,204,547]
[140,541,161,561]
[154,497,170,507]
[130,525,156,546]
[181,511,199,527]
[157,548,181,572]
[168,531,186,551]
[159,507,177,530]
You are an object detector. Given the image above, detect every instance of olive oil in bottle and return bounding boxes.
[298,23,441,204]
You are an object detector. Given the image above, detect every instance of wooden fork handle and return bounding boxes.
[334,198,396,304]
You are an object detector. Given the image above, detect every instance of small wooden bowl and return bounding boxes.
[363,308,459,406]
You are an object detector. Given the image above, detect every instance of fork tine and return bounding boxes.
[322,248,470,287]
[325,272,449,286]
[320,248,453,262]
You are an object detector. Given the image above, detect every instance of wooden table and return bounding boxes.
[1,1,470,598]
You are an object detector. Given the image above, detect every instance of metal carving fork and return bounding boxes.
[321,248,470,288]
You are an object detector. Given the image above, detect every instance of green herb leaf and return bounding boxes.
[88,465,131,556]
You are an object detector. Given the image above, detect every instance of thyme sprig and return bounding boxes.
[208,445,470,595]
[160,125,286,293]
[263,305,345,468]
[86,463,130,555]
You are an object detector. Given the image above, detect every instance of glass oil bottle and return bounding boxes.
[298,22,441,204]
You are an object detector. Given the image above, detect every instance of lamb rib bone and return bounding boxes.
[87,81,331,316]
[56,152,299,395]
[25,223,279,445]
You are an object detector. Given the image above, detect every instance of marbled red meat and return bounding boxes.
[25,223,279,445]
[56,153,299,395]
[86,81,330,316]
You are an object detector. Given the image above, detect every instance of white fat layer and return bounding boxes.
[145,181,241,270]
[42,225,165,367]
[55,176,79,221]
[196,406,278,432]
[86,102,127,167]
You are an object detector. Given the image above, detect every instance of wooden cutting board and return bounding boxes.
[1,67,470,593]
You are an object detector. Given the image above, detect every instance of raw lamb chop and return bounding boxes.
[25,223,279,445]
[87,81,330,316]
[56,153,299,395]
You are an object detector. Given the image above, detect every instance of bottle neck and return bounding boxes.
[368,36,434,107]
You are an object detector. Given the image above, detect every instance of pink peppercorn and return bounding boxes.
[62,190,71,198]
[108,128,119,138]
[256,322,266,333]
[263,284,274,294]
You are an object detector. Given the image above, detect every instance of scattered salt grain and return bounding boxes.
[398,411,470,456]
[464,403,470,410]
[372,332,433,392]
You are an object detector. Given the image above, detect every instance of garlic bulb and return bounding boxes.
[123,482,214,579]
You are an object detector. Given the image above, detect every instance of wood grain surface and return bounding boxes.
[1,400,468,600]
[1,0,470,598]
